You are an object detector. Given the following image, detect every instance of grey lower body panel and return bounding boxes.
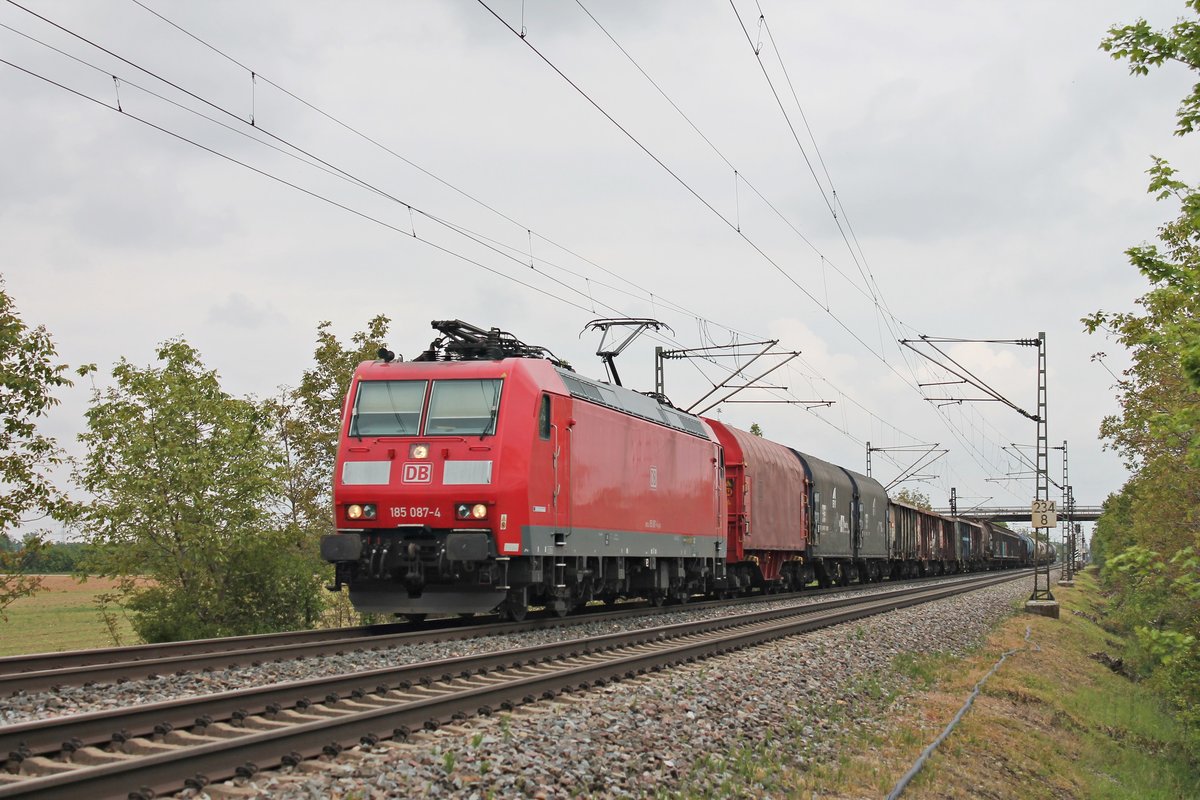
[329,524,726,616]
[519,525,724,559]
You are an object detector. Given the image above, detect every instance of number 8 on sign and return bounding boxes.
[1030,499,1057,528]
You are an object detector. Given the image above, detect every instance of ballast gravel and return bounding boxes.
[0,574,987,727]
[191,578,1029,799]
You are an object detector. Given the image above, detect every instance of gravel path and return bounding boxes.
[187,577,1029,799]
[0,575,989,728]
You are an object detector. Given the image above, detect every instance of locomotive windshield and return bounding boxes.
[426,379,502,435]
[348,378,503,437]
[350,380,427,436]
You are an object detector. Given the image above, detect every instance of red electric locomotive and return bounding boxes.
[321,321,726,620]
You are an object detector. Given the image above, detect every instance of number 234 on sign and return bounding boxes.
[1030,499,1057,528]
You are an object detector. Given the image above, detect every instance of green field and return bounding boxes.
[0,576,138,656]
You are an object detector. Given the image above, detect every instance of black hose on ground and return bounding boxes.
[887,625,1040,799]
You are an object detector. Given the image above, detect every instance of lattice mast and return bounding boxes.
[1031,332,1054,601]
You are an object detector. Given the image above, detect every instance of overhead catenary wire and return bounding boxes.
[731,0,937,401]
[474,0,934,398]
[116,0,973,474]
[179,0,1021,496]
[0,28,785,418]
[120,0,797,361]
[2,44,841,449]
[727,0,875,299]
[0,15,798,430]
[574,0,910,322]
[3,2,1024,502]
[478,0,1027,492]
[570,0,1027,496]
[729,0,923,405]
[14,0,708,340]
[0,56,595,317]
[0,9,642,320]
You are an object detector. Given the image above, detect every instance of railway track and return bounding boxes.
[0,570,1018,696]
[0,570,1026,800]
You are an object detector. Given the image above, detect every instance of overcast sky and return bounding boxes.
[4,1,1196,539]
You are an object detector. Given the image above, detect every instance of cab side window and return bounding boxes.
[538,394,552,440]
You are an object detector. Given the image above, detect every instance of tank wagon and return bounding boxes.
[321,321,1037,620]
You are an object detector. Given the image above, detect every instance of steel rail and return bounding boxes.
[0,571,1025,799]
[2,570,1026,760]
[0,586,852,676]
[0,621,425,675]
[0,570,1012,695]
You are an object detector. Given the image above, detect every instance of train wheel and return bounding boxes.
[401,613,427,624]
[649,593,666,607]
[838,564,851,587]
[502,588,528,622]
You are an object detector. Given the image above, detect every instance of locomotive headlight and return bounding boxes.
[410,443,430,459]
[456,503,489,521]
[347,503,377,521]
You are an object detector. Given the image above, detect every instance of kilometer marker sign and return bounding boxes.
[1030,499,1057,528]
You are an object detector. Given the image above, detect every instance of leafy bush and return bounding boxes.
[1102,546,1200,745]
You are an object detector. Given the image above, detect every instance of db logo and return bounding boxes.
[401,463,433,484]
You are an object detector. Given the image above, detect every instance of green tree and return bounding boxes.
[76,339,325,642]
[269,317,390,628]
[0,277,75,619]
[1100,1,1200,412]
[892,488,932,510]
[0,536,47,622]
[1089,484,1136,568]
[1090,4,1200,555]
[22,540,89,573]
[1090,2,1200,745]
[748,423,763,437]
[1102,545,1200,731]
[1102,1,1200,137]
[270,316,391,536]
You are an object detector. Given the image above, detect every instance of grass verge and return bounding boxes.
[888,571,1198,799]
